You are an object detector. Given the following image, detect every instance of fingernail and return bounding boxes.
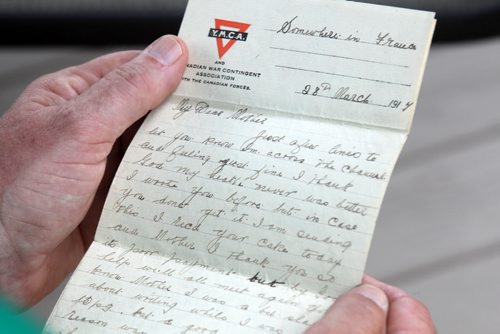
[355,284,389,313]
[146,35,183,66]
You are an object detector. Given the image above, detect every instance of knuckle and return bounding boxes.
[59,66,95,95]
[27,72,58,91]
[28,69,80,99]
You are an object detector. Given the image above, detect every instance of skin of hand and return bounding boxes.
[0,35,188,307]
[307,275,436,334]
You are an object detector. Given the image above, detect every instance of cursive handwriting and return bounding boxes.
[277,16,360,43]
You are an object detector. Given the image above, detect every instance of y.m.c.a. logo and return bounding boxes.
[208,19,251,59]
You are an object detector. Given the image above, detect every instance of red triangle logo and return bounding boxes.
[214,19,251,59]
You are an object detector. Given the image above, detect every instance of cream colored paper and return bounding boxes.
[45,0,435,333]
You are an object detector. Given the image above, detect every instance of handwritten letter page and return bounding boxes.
[45,0,435,333]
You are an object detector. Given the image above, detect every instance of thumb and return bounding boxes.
[70,34,188,142]
[307,285,389,334]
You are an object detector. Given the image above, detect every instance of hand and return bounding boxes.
[307,275,435,333]
[0,35,188,307]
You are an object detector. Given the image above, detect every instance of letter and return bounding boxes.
[45,2,435,333]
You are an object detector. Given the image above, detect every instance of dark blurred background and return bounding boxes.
[1,1,500,333]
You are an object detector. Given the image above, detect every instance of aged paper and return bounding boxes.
[45,0,435,333]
